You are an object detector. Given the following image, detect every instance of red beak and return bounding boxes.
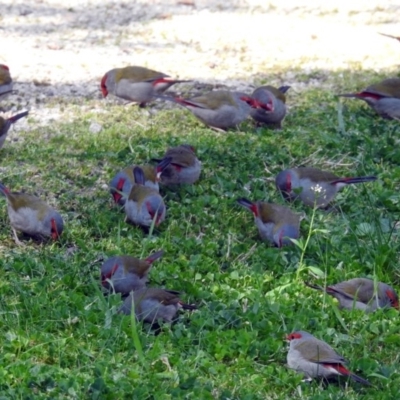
[102,264,119,286]
[155,211,163,226]
[113,178,125,203]
[51,218,59,240]
[113,192,122,203]
[100,74,108,97]
[260,101,274,112]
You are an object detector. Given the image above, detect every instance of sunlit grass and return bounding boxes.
[0,70,399,398]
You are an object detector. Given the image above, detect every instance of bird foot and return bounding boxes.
[12,230,26,247]
[123,100,137,107]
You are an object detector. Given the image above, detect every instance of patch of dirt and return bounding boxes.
[1,0,399,129]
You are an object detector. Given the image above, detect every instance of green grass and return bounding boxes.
[1,69,400,399]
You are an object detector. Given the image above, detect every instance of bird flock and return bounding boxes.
[1,58,400,387]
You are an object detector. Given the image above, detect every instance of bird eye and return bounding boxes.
[285,334,294,340]
[287,332,301,340]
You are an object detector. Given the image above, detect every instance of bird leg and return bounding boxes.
[12,228,26,246]
[209,126,227,133]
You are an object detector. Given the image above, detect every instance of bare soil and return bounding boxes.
[1,0,399,128]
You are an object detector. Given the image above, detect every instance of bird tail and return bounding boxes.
[331,176,377,185]
[325,364,372,386]
[133,166,146,185]
[145,249,164,263]
[305,281,357,303]
[9,111,29,123]
[180,302,197,310]
[278,85,291,94]
[156,157,172,173]
[379,32,400,41]
[236,198,258,215]
[0,90,14,97]
[0,182,10,196]
[349,372,372,386]
[236,198,253,208]
[164,289,181,295]
[338,92,384,101]
[304,281,325,291]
